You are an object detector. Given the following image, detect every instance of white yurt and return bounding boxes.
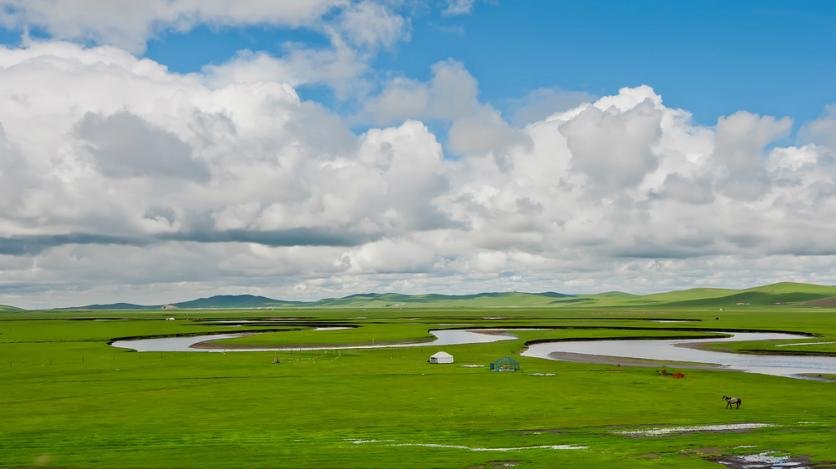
[428,351,454,364]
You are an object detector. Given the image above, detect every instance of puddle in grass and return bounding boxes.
[714,451,813,468]
[617,423,775,436]
[346,439,586,451]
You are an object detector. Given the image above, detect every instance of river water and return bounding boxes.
[110,328,836,379]
[110,328,516,352]
[522,332,836,378]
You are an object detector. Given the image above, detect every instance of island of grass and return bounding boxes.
[694,337,836,356]
[201,324,727,349]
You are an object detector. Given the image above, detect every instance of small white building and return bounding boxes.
[428,351,454,364]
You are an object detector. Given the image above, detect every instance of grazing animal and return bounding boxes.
[723,395,742,409]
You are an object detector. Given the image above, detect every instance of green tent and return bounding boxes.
[489,356,520,372]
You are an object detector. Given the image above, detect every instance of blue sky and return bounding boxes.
[3,1,834,124]
[18,1,829,125]
[0,1,835,306]
[5,0,832,125]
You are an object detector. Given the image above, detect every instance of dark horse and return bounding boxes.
[723,395,742,409]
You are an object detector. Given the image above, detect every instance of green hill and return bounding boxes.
[53,282,836,310]
[65,295,306,310]
[64,302,155,310]
[316,291,575,308]
[172,295,306,309]
[638,287,738,304]
[63,292,577,310]
[591,291,636,298]
[744,281,836,296]
[0,304,22,311]
[660,282,836,307]
[556,282,836,308]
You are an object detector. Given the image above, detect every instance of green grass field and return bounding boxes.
[1,300,835,468]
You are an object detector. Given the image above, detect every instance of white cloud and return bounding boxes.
[0,1,410,101]
[442,0,476,17]
[202,35,369,100]
[507,87,595,126]
[0,0,347,52]
[560,97,663,194]
[336,1,408,50]
[363,59,480,124]
[363,59,531,160]
[0,42,835,308]
[447,108,530,160]
[712,111,792,200]
[800,104,836,152]
[75,110,210,181]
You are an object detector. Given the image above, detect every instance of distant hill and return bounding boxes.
[70,302,154,310]
[315,291,575,308]
[56,282,836,310]
[0,304,22,311]
[172,295,306,309]
[64,294,304,310]
[638,287,738,304]
[63,291,577,310]
[658,282,836,307]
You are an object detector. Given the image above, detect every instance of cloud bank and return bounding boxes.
[0,17,834,307]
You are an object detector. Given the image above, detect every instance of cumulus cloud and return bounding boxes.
[336,0,408,50]
[712,111,792,200]
[447,108,530,160]
[0,1,410,101]
[0,42,448,241]
[75,111,210,181]
[0,41,834,307]
[561,96,663,194]
[507,87,595,126]
[363,59,480,124]
[363,59,531,160]
[800,104,836,152]
[653,174,714,205]
[203,38,369,101]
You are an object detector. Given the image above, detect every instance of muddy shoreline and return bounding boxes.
[544,351,722,369]
[678,341,836,357]
[106,328,294,346]
[191,336,435,350]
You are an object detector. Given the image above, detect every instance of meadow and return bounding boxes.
[1,299,835,468]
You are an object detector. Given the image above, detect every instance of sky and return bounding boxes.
[0,0,835,308]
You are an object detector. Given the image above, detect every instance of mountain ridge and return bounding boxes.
[51,281,836,310]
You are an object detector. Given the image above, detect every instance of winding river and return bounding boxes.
[522,332,836,378]
[110,328,836,379]
[110,328,516,352]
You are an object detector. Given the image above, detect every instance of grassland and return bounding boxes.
[1,298,835,468]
